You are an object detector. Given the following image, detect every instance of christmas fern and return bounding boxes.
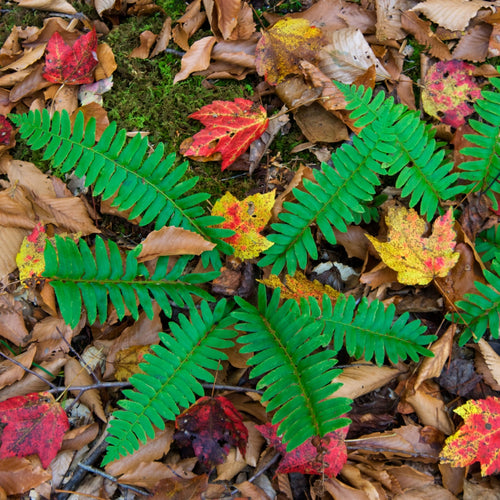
[102,299,237,464]
[43,235,217,328]
[233,286,352,451]
[259,84,461,275]
[450,258,500,345]
[456,75,500,208]
[10,110,234,260]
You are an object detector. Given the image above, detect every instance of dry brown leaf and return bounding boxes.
[414,325,454,391]
[71,102,110,141]
[31,316,75,362]
[375,0,414,41]
[291,0,348,36]
[0,357,66,402]
[324,477,370,500]
[211,35,259,68]
[339,463,384,499]
[94,0,117,16]
[333,226,371,260]
[137,226,216,262]
[151,17,172,58]
[235,480,271,500]
[476,338,500,386]
[109,457,179,488]
[65,357,106,422]
[410,0,494,32]
[488,24,500,57]
[0,293,31,346]
[173,0,207,51]
[393,484,458,500]
[9,63,52,102]
[319,28,391,83]
[452,22,492,61]
[0,43,46,72]
[0,344,36,390]
[94,43,117,80]
[0,457,51,495]
[129,30,157,59]
[0,227,30,280]
[61,422,100,450]
[15,0,77,13]
[332,363,403,400]
[174,36,217,83]
[360,263,399,289]
[439,463,466,496]
[205,0,242,40]
[0,185,35,229]
[401,11,452,60]
[193,60,251,80]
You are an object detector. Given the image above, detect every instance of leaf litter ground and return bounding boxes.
[0,0,500,498]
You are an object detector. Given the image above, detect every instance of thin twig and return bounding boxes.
[230,453,281,496]
[201,383,264,394]
[48,381,132,394]
[0,351,58,390]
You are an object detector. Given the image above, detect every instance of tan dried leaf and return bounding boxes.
[0,293,30,346]
[174,36,217,83]
[476,338,500,386]
[94,0,117,16]
[0,44,46,72]
[15,0,76,13]
[173,0,207,51]
[129,31,157,59]
[0,344,36,390]
[31,316,75,362]
[319,28,391,83]
[61,423,100,450]
[375,0,414,41]
[211,35,258,68]
[410,0,494,32]
[151,18,172,58]
[452,22,492,62]
[0,227,30,280]
[0,457,51,496]
[65,357,106,422]
[94,43,117,80]
[209,0,241,40]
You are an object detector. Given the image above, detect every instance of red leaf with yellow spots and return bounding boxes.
[366,206,459,285]
[181,98,268,170]
[255,18,326,86]
[0,392,69,468]
[257,422,348,476]
[422,60,481,128]
[212,190,275,260]
[43,29,98,85]
[16,223,47,285]
[440,397,500,476]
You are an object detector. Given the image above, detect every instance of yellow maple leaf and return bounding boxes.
[259,271,340,305]
[365,206,459,286]
[16,223,47,284]
[212,191,275,260]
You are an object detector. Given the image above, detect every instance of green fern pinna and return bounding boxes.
[10,75,500,464]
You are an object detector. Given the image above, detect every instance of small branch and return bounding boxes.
[0,351,58,390]
[201,383,264,394]
[48,381,132,394]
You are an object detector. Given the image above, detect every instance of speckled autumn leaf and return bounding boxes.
[211,190,275,260]
[255,18,326,86]
[257,422,348,476]
[366,207,459,285]
[0,115,13,146]
[114,345,154,381]
[259,271,340,305]
[0,392,69,468]
[43,28,98,85]
[16,223,47,284]
[181,98,268,170]
[422,60,481,127]
[174,396,248,469]
[440,396,500,476]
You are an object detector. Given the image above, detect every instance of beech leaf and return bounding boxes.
[422,60,482,127]
[181,98,268,170]
[255,18,326,86]
[43,28,99,85]
[174,396,248,468]
[211,190,274,260]
[257,422,348,476]
[440,396,500,476]
[366,206,459,285]
[0,392,69,468]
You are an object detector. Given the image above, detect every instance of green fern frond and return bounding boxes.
[308,294,436,366]
[259,87,400,275]
[102,300,237,464]
[339,83,462,220]
[476,226,500,262]
[233,286,352,451]
[10,110,234,257]
[457,76,500,208]
[43,235,217,328]
[450,259,500,345]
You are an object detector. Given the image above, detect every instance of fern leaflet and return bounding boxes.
[233,285,352,451]
[43,235,217,328]
[457,75,500,208]
[102,300,237,464]
[450,259,500,345]
[10,110,234,259]
[476,226,500,262]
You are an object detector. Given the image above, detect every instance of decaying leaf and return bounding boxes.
[366,206,460,285]
[211,190,274,260]
[0,392,69,468]
[181,98,268,169]
[422,60,482,127]
[440,396,500,476]
[257,422,348,476]
[255,18,326,86]
[174,396,248,468]
[43,29,99,85]
[114,345,154,381]
[259,271,340,304]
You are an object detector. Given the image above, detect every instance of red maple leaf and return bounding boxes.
[0,392,69,468]
[174,396,248,469]
[181,98,268,170]
[0,115,13,146]
[440,396,500,476]
[43,29,99,85]
[257,422,348,477]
